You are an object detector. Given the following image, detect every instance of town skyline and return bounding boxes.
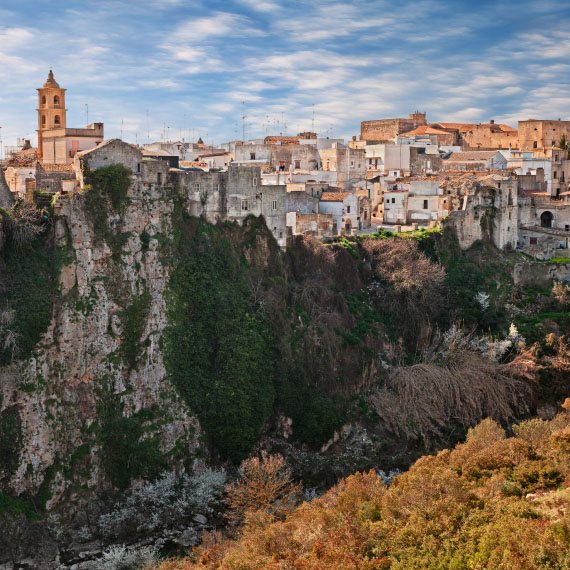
[1,0,570,149]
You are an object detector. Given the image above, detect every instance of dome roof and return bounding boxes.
[43,69,60,88]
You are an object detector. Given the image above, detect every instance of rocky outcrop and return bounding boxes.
[0,168,14,209]
[0,169,202,566]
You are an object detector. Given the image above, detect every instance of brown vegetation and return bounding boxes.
[363,237,446,348]
[369,350,536,444]
[224,452,301,529]
[157,411,570,570]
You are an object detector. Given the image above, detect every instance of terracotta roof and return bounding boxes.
[437,122,516,133]
[142,148,174,157]
[196,151,230,157]
[320,192,350,202]
[264,135,301,145]
[447,151,501,161]
[401,125,454,137]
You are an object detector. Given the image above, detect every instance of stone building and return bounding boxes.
[360,112,427,142]
[442,150,507,172]
[435,121,518,150]
[37,70,104,165]
[319,144,366,189]
[319,191,370,233]
[518,119,570,154]
[447,175,519,250]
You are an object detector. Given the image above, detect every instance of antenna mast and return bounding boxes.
[312,104,315,133]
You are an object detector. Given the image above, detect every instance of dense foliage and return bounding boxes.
[83,164,131,257]
[96,388,166,490]
[0,203,63,365]
[160,411,570,570]
[163,214,276,463]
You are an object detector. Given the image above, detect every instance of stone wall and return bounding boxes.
[361,115,426,142]
[0,168,14,208]
[519,120,570,152]
[513,261,570,287]
[461,125,519,150]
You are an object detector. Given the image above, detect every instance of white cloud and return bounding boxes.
[236,0,281,13]
[170,12,264,43]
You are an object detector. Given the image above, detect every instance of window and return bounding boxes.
[54,115,61,126]
[194,182,201,192]
[295,160,301,169]
[392,198,395,204]
[241,199,249,211]
[533,141,538,149]
[423,200,428,209]
[350,161,354,167]
[250,152,256,160]
[216,183,221,192]
[42,115,46,125]
[157,172,162,185]
[137,163,141,173]
[272,199,277,210]
[54,95,60,106]
[41,95,46,105]
[554,171,557,179]
[530,237,537,245]
[346,205,351,214]
[253,177,257,187]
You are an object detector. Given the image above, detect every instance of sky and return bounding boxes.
[1,0,570,151]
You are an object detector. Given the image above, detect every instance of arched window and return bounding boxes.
[41,95,46,105]
[54,95,60,106]
[42,115,46,125]
[540,211,553,228]
[54,115,61,126]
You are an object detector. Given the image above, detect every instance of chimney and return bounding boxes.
[490,119,495,124]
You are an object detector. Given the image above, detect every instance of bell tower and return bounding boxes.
[37,70,67,159]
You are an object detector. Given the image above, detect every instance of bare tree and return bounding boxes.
[225,452,301,528]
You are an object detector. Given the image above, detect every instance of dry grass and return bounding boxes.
[369,351,535,444]
[1,201,44,249]
[362,237,446,348]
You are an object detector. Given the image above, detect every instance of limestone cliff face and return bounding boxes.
[0,173,200,503]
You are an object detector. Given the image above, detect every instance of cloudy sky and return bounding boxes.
[1,0,570,150]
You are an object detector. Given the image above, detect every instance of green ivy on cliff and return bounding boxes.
[119,290,151,369]
[0,406,22,481]
[97,386,166,490]
[0,222,64,365]
[163,213,275,463]
[83,164,132,259]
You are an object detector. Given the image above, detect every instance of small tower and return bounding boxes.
[37,70,67,159]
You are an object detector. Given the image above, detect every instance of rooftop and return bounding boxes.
[447,150,501,161]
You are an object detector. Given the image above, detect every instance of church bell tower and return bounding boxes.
[37,70,67,159]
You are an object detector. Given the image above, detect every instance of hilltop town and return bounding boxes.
[1,71,569,569]
[2,70,570,259]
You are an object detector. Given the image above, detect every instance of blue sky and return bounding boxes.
[1,0,570,149]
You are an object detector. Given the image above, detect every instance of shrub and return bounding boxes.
[165,413,570,569]
[98,468,226,539]
[93,544,159,570]
[225,452,301,527]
